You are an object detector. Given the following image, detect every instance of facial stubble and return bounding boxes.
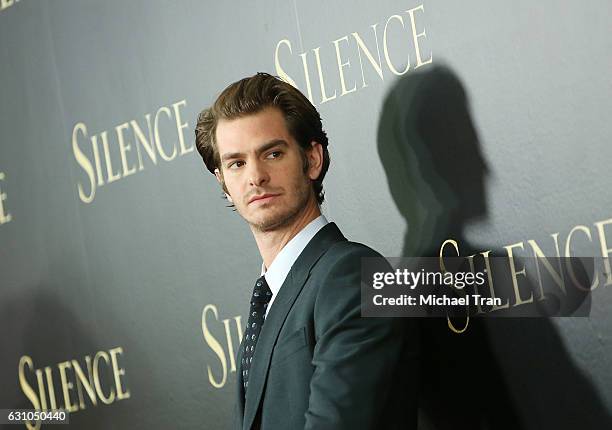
[245,175,313,233]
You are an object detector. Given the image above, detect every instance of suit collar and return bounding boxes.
[241,222,346,429]
[262,215,329,305]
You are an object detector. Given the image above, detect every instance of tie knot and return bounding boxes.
[252,276,272,303]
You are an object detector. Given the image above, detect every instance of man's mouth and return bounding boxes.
[248,193,280,205]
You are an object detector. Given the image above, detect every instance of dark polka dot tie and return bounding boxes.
[241,275,272,394]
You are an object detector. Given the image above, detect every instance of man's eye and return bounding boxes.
[267,151,282,159]
[228,161,245,169]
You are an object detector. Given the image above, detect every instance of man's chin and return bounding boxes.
[249,219,285,233]
[247,211,298,233]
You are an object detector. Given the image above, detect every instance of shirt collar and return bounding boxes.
[260,215,329,297]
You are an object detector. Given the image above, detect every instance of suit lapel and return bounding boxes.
[242,223,346,430]
[235,334,246,426]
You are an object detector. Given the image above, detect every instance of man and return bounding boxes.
[195,73,417,429]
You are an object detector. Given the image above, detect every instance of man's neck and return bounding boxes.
[251,201,321,269]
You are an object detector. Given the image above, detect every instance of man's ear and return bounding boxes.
[214,168,223,184]
[214,168,233,203]
[306,141,324,180]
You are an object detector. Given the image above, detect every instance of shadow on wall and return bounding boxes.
[376,65,612,430]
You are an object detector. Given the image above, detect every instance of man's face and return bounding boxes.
[214,106,320,232]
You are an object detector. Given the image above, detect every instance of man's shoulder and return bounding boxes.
[312,238,383,279]
[301,222,386,280]
[325,239,382,260]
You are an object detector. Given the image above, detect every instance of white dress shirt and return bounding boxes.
[260,215,329,316]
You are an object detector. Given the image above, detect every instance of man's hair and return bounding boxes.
[194,72,330,204]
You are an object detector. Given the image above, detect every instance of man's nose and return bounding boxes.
[248,160,270,187]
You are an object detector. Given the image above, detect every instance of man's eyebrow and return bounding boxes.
[220,139,288,162]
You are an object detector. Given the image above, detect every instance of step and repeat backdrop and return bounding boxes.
[1,0,611,429]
